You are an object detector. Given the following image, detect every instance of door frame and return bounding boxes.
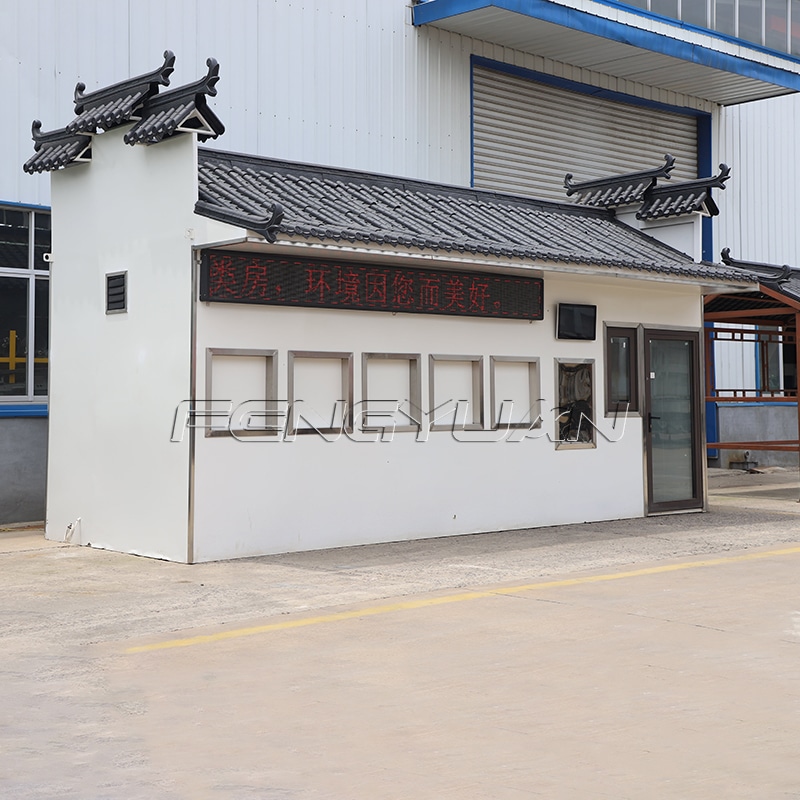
[643,327,707,515]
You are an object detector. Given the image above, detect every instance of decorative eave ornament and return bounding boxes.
[22,51,225,174]
[124,58,225,145]
[194,200,285,244]
[637,164,731,220]
[68,50,176,134]
[564,155,676,208]
[720,248,794,284]
[23,121,92,174]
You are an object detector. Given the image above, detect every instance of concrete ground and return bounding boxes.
[1,468,799,799]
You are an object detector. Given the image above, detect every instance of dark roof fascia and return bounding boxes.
[124,58,225,145]
[197,147,619,221]
[72,50,175,114]
[564,154,675,197]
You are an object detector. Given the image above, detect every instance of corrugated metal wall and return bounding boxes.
[8,1,796,263]
[3,0,716,209]
[3,0,468,207]
[718,92,800,265]
[472,65,700,202]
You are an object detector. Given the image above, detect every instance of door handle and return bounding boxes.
[648,413,661,433]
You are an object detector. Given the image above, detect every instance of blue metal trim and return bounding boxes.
[415,0,800,91]
[705,400,719,457]
[696,114,714,261]
[0,200,51,212]
[0,403,48,418]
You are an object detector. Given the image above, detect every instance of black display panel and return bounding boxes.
[200,251,544,321]
[557,303,596,340]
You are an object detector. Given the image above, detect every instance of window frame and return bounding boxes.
[555,358,596,450]
[604,324,641,416]
[0,203,51,405]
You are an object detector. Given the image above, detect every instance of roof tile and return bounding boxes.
[22,121,92,174]
[637,164,730,220]
[124,58,224,145]
[196,149,751,283]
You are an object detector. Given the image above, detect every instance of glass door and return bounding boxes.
[644,330,704,513]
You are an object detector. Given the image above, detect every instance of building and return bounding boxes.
[4,0,800,538]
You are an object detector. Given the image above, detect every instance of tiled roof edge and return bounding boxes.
[636,163,730,220]
[720,248,795,284]
[22,120,92,174]
[564,154,675,196]
[124,58,225,145]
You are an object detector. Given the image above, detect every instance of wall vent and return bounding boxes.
[106,272,127,314]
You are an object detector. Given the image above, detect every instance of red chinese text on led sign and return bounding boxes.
[200,251,543,321]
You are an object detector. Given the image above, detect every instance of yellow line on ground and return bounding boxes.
[126,544,800,654]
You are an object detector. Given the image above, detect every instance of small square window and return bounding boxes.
[205,348,278,437]
[490,356,541,429]
[361,353,421,432]
[429,355,484,431]
[288,351,354,435]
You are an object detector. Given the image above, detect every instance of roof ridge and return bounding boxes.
[72,50,175,113]
[135,57,220,107]
[564,154,675,195]
[647,163,731,197]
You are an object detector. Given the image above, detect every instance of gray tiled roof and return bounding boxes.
[23,121,92,174]
[124,58,225,145]
[23,51,224,173]
[67,51,175,134]
[196,149,751,284]
[564,155,675,209]
[721,249,800,304]
[637,165,731,221]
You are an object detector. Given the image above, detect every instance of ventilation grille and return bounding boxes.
[106,272,127,313]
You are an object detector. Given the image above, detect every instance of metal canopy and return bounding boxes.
[413,1,800,105]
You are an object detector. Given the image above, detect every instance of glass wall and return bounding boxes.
[0,206,50,401]
[612,0,800,55]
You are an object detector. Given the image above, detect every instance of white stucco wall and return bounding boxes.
[191,261,703,562]
[46,129,196,560]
